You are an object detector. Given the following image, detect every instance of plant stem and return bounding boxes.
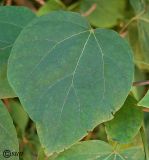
[81,3,97,17]
[133,80,149,86]
[67,2,80,11]
[140,125,149,160]
[119,10,145,34]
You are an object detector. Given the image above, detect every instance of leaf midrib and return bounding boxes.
[42,30,108,148]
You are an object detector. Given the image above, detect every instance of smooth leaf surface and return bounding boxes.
[51,140,145,160]
[8,11,134,154]
[0,6,36,98]
[105,95,143,143]
[80,0,126,28]
[138,91,149,108]
[0,101,19,160]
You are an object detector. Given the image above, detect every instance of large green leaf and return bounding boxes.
[8,11,134,154]
[80,0,126,28]
[51,140,145,160]
[105,95,143,143]
[138,91,149,108]
[130,0,149,70]
[0,6,36,98]
[0,101,19,160]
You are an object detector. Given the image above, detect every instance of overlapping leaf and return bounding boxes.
[38,0,66,16]
[51,140,145,160]
[8,11,133,154]
[105,95,143,143]
[0,101,19,160]
[0,6,36,98]
[80,0,126,28]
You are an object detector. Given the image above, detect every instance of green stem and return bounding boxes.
[140,125,149,160]
[67,2,80,11]
[55,0,66,9]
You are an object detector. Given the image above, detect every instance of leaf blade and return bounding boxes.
[8,11,134,154]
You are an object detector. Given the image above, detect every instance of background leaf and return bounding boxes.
[80,0,126,28]
[105,95,143,143]
[129,0,149,70]
[131,66,146,100]
[8,11,134,154]
[52,140,145,160]
[138,91,149,108]
[9,99,29,136]
[0,6,36,98]
[37,0,66,16]
[0,101,19,160]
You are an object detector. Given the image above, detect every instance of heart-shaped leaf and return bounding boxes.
[8,11,134,154]
[0,101,19,160]
[0,6,36,98]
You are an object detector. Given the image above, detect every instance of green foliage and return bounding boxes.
[8,11,133,154]
[132,66,146,100]
[0,101,19,160]
[1,0,149,159]
[9,99,29,136]
[52,140,145,160]
[139,91,149,108]
[129,0,149,70]
[38,0,66,16]
[80,0,126,28]
[0,6,36,98]
[105,95,143,143]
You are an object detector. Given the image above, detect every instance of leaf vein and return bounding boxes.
[21,30,90,92]
[93,32,106,102]
[0,21,23,28]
